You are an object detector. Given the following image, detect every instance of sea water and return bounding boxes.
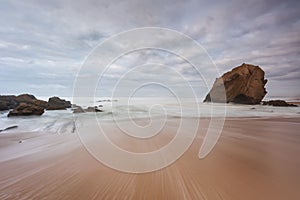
[0,97,299,134]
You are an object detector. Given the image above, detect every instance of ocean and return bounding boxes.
[1,97,300,134]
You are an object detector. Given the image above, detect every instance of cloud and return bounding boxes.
[0,0,299,97]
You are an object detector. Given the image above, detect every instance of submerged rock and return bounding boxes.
[72,106,103,113]
[262,100,298,107]
[85,106,103,112]
[72,106,85,113]
[204,63,267,104]
[47,97,71,110]
[8,103,44,117]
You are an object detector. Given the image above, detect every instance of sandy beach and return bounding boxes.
[0,117,300,200]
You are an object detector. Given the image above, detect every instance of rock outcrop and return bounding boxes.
[0,94,48,111]
[8,103,44,117]
[32,99,48,109]
[1,94,74,117]
[15,94,37,103]
[85,106,103,112]
[15,94,48,108]
[0,95,18,111]
[204,63,267,104]
[47,97,71,110]
[72,106,103,113]
[262,100,298,107]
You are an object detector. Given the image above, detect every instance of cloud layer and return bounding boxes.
[0,0,299,98]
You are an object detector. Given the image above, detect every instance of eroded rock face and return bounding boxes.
[8,103,44,117]
[47,97,71,110]
[204,63,267,104]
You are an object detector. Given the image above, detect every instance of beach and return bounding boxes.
[1,0,300,199]
[1,116,300,200]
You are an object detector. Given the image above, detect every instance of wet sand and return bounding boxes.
[0,117,300,199]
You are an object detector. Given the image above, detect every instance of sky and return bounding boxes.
[0,0,300,99]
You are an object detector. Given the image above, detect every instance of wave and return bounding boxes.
[0,100,299,134]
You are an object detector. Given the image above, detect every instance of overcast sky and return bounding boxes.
[0,0,299,99]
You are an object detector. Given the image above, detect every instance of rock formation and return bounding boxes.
[33,99,48,109]
[0,95,18,111]
[15,94,36,103]
[8,103,44,117]
[15,94,48,108]
[1,94,72,116]
[262,100,298,107]
[204,63,267,104]
[0,94,48,111]
[47,97,71,110]
[85,106,103,112]
[72,106,103,113]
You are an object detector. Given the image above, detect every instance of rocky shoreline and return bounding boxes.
[0,94,106,117]
[0,94,71,117]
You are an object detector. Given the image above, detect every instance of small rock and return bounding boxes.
[262,100,298,107]
[72,106,103,113]
[85,106,103,112]
[72,106,85,113]
[0,125,18,132]
[47,97,71,110]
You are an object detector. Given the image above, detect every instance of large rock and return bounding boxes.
[47,97,71,110]
[204,63,267,104]
[0,95,18,111]
[8,103,44,117]
[15,94,48,108]
[0,94,48,111]
[1,94,72,114]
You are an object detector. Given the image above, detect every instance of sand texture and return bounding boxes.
[0,117,300,199]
